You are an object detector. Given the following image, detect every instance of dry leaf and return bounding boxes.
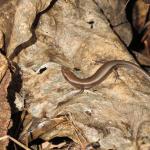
[0,54,11,149]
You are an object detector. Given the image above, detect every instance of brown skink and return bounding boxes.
[61,60,150,89]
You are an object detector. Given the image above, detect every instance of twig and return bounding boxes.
[0,135,31,150]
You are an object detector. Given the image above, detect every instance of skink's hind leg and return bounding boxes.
[72,89,84,96]
[113,67,120,83]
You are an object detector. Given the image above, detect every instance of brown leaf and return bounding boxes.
[0,55,11,149]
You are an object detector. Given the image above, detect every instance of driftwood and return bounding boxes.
[0,0,150,149]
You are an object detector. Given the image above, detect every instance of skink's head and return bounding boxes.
[61,66,84,89]
[61,66,71,80]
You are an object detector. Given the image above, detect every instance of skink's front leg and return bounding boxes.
[79,88,84,94]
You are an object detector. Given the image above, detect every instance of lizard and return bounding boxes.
[61,60,150,90]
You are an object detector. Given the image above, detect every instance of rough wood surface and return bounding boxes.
[0,0,150,149]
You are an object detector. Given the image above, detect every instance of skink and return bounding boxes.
[61,60,150,89]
